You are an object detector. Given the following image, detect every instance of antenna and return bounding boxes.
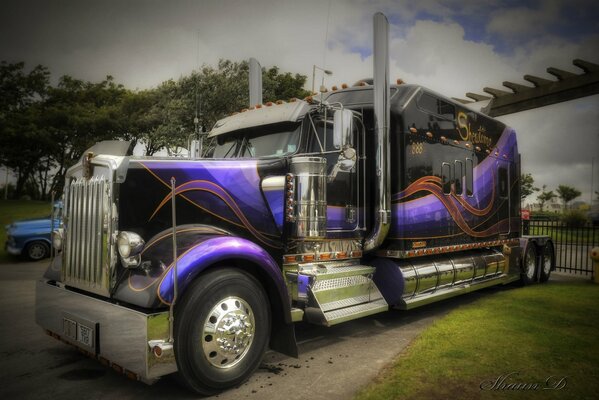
[322,0,332,69]
[189,30,205,158]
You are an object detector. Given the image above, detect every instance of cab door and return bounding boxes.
[306,113,363,235]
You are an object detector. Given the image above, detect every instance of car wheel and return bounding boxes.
[539,242,554,283]
[174,268,270,395]
[25,241,50,261]
[521,244,537,285]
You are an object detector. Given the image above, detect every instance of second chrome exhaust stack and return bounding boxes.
[364,12,391,252]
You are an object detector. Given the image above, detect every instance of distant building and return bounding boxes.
[529,197,562,213]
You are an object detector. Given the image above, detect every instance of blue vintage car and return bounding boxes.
[4,202,62,261]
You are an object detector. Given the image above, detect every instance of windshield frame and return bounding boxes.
[211,121,303,159]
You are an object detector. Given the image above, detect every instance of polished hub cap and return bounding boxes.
[29,243,46,260]
[202,296,255,368]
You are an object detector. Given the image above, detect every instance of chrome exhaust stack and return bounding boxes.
[249,57,262,106]
[364,12,391,252]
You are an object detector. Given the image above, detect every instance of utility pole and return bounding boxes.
[3,166,8,200]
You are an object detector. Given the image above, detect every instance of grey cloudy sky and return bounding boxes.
[1,0,598,204]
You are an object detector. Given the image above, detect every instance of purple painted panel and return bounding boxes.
[139,160,282,248]
[390,128,518,240]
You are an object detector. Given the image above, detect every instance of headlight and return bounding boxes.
[52,229,64,250]
[117,231,145,259]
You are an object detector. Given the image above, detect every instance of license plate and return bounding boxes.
[77,323,93,347]
[62,313,96,351]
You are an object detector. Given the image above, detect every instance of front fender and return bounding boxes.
[157,236,287,307]
[112,226,298,357]
[113,226,288,315]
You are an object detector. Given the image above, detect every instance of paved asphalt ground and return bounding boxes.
[0,260,586,400]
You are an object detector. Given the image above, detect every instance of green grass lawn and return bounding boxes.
[355,280,599,400]
[0,199,52,263]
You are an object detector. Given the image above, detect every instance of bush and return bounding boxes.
[530,210,560,220]
[561,209,588,228]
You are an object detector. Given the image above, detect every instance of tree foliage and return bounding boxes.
[0,62,51,198]
[536,185,556,212]
[520,173,539,200]
[556,185,581,209]
[0,59,310,199]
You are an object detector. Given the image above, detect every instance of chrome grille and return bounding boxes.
[63,176,112,296]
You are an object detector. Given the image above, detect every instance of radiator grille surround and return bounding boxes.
[62,175,115,296]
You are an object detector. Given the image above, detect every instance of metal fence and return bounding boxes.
[523,218,598,276]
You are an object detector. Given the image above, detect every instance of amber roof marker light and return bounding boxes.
[312,65,333,94]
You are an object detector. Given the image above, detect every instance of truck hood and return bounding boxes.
[8,217,59,231]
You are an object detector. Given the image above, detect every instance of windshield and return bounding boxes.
[212,122,301,158]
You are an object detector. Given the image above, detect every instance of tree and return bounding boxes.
[556,185,581,210]
[0,59,312,198]
[520,173,539,200]
[0,62,50,198]
[167,59,311,154]
[537,185,556,212]
[41,75,130,195]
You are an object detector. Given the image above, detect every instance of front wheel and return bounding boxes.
[25,241,50,261]
[174,268,271,395]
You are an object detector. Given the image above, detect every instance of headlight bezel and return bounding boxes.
[52,228,64,250]
[116,231,145,268]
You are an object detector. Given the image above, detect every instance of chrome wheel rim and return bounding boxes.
[525,248,536,280]
[202,296,255,369]
[28,243,46,260]
[543,246,552,275]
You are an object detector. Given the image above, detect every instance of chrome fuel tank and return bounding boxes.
[373,249,506,305]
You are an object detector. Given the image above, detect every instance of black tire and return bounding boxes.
[174,268,270,395]
[25,241,50,261]
[539,242,554,283]
[521,244,538,285]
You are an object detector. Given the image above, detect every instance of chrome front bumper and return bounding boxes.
[5,243,21,256]
[35,279,176,381]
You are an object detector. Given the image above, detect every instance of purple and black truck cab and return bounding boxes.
[35,13,554,396]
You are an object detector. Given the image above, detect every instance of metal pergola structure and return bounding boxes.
[453,59,599,117]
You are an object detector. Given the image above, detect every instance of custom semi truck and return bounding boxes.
[36,13,554,395]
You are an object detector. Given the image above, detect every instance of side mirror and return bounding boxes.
[333,109,354,149]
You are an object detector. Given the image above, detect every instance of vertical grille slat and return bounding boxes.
[89,179,97,286]
[62,175,111,295]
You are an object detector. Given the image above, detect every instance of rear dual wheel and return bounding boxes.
[521,244,537,285]
[174,268,270,395]
[539,242,554,283]
[522,242,554,284]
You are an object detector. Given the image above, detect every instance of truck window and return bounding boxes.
[212,122,301,158]
[418,93,455,120]
[465,158,473,196]
[498,166,508,198]
[442,163,452,195]
[454,160,463,196]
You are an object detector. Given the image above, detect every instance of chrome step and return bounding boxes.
[324,299,388,325]
[300,260,388,326]
[319,293,384,312]
[299,262,375,280]
[311,275,376,304]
